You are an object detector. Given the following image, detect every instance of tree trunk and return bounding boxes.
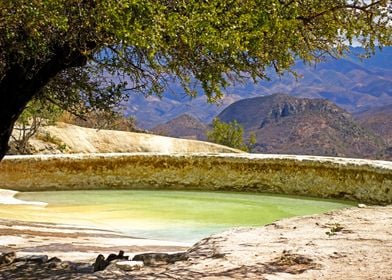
[0,64,35,160]
[0,105,26,160]
[0,48,87,161]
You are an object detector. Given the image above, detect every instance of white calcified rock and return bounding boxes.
[21,122,243,154]
[115,260,144,271]
[0,189,47,206]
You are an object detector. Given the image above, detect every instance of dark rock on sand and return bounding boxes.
[15,255,48,264]
[93,250,129,272]
[0,252,15,266]
[132,252,188,266]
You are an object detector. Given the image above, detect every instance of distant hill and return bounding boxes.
[354,104,392,159]
[124,47,392,129]
[152,114,208,140]
[217,94,387,159]
[354,104,392,145]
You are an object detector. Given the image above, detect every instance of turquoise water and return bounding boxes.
[6,190,353,242]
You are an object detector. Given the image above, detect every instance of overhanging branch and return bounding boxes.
[297,0,383,24]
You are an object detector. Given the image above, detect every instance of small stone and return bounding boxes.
[18,255,48,264]
[105,250,129,263]
[93,251,129,272]
[0,252,16,266]
[47,262,60,269]
[47,257,62,263]
[76,263,94,273]
[115,261,144,271]
[358,204,367,208]
[11,261,27,268]
[132,252,188,265]
[93,254,106,272]
[58,261,71,269]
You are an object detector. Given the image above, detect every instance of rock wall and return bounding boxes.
[0,153,391,204]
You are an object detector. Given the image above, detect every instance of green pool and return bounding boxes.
[1,190,353,242]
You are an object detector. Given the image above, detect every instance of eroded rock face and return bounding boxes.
[1,153,391,204]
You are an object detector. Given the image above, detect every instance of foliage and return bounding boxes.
[35,131,68,152]
[11,99,62,154]
[0,0,391,159]
[1,0,391,115]
[207,118,250,151]
[248,131,257,151]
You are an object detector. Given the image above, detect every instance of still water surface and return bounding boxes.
[1,190,353,242]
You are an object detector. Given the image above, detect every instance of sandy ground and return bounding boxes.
[118,205,392,280]
[0,218,189,263]
[0,205,391,279]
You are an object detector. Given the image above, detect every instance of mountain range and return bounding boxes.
[354,104,392,146]
[152,94,391,160]
[125,47,392,129]
[152,114,208,140]
[218,94,388,159]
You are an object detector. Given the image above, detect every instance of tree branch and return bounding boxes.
[297,0,383,24]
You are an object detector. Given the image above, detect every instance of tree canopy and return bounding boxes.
[207,118,256,151]
[0,0,391,159]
